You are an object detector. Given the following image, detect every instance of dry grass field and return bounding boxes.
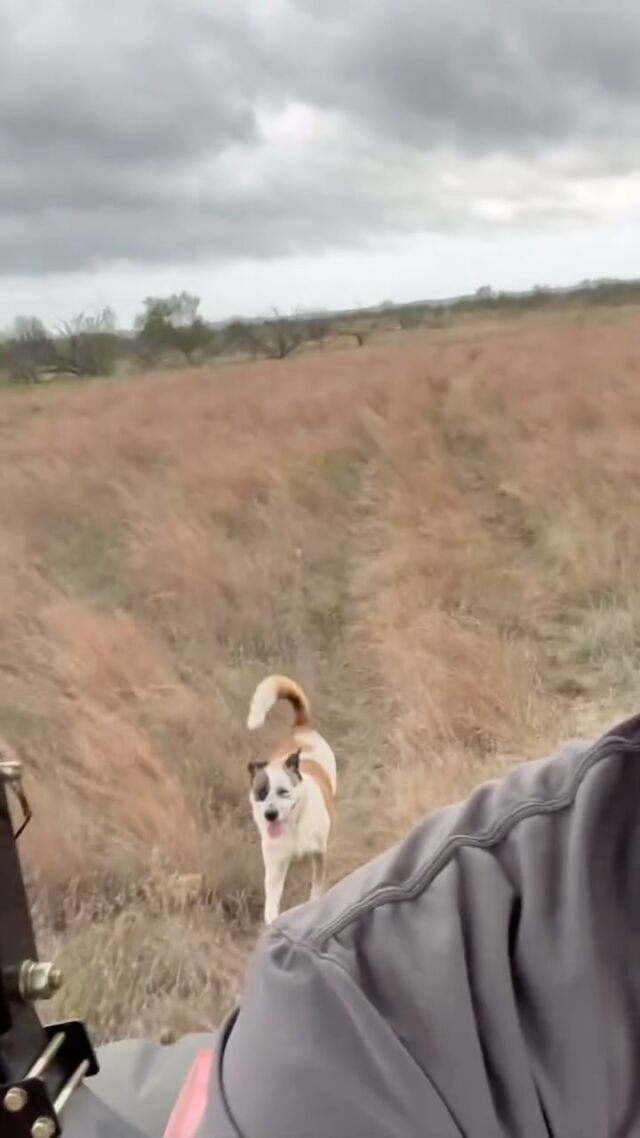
[3,307,640,1043]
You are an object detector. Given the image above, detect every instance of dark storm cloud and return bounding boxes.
[1,0,639,274]
[293,0,640,153]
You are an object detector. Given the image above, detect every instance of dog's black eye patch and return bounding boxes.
[248,763,269,801]
[254,772,269,801]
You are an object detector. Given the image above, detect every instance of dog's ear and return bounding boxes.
[284,750,302,780]
[247,760,267,782]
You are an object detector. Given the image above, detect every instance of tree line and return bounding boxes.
[2,276,640,383]
[0,293,342,383]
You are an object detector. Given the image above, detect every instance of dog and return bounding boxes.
[246,675,337,925]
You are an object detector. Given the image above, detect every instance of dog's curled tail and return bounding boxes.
[247,675,311,730]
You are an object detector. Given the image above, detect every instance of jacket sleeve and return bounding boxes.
[202,928,462,1138]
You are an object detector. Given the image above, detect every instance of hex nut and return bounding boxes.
[20,960,64,1001]
[4,1087,28,1113]
[31,1118,56,1138]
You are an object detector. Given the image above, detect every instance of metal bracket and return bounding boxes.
[1,1021,98,1138]
[0,751,99,1136]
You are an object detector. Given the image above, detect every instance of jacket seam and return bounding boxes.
[309,734,629,948]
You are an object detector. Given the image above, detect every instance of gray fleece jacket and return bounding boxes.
[81,712,640,1137]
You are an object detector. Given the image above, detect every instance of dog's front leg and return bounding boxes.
[309,851,326,902]
[264,853,288,925]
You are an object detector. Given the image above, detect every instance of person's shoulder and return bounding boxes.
[278,713,640,951]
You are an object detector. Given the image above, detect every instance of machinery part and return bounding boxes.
[4,1085,28,1112]
[1,755,99,1137]
[19,962,64,1003]
[31,1118,56,1138]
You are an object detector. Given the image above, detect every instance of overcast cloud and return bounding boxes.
[1,0,640,321]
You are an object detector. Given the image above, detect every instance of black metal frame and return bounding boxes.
[0,766,98,1137]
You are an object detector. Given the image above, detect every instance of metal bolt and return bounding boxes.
[0,756,22,781]
[19,960,64,1001]
[4,1087,28,1113]
[31,1119,56,1138]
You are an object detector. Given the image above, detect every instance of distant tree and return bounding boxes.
[475,285,494,302]
[5,309,118,382]
[166,318,214,365]
[256,309,309,360]
[5,315,54,382]
[81,306,117,334]
[222,319,262,357]
[13,315,49,340]
[56,309,119,376]
[222,309,316,361]
[136,292,200,332]
[135,293,215,364]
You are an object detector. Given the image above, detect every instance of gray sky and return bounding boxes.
[2,0,640,326]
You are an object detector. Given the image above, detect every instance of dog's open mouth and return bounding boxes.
[266,819,285,839]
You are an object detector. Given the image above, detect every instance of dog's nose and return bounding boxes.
[265,808,279,823]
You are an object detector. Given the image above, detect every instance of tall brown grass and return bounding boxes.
[2,310,640,1042]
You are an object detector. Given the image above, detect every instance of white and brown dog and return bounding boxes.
[247,675,337,925]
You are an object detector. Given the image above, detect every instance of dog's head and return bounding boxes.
[248,751,302,840]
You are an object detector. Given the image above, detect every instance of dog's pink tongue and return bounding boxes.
[267,820,284,839]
